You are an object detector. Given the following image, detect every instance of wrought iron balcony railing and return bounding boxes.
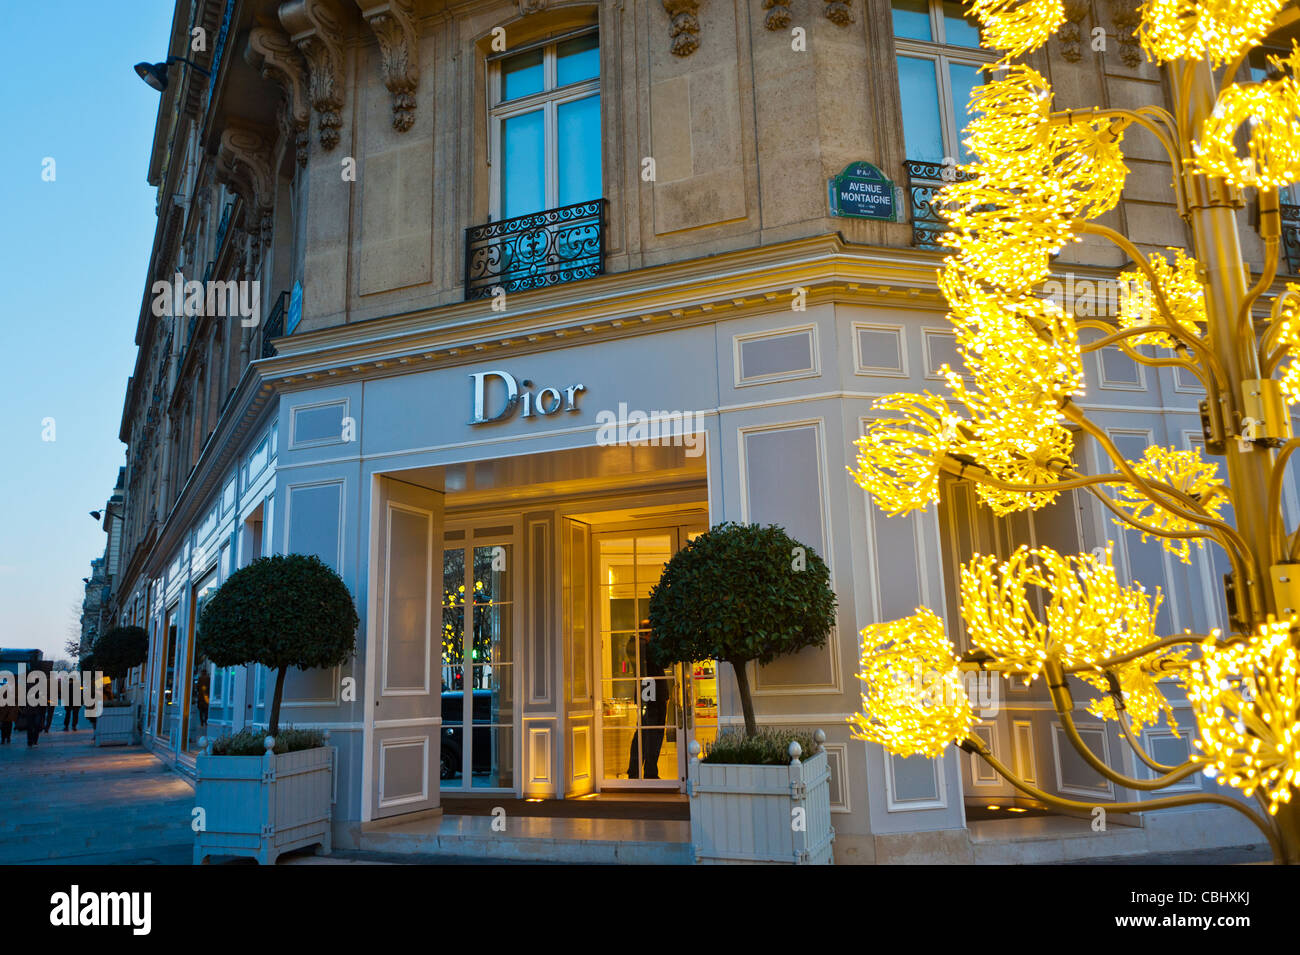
[1283,202,1300,275]
[261,290,288,359]
[903,159,976,250]
[464,199,606,300]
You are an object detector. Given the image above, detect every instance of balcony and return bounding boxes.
[261,290,288,359]
[903,159,976,250]
[464,199,606,301]
[1283,201,1299,275]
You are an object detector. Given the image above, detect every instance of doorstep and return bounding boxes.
[359,811,693,864]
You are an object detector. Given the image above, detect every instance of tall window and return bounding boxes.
[892,0,992,164]
[490,30,601,219]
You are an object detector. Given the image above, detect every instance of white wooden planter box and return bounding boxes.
[193,735,334,865]
[688,739,834,864]
[94,705,137,747]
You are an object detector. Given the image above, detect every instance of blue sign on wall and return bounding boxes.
[286,280,303,335]
[828,161,903,222]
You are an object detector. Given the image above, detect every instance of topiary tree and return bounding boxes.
[198,554,359,736]
[647,522,837,737]
[90,625,148,679]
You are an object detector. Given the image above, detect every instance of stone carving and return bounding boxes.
[663,1,701,56]
[1106,0,1143,67]
[215,124,277,258]
[356,0,420,132]
[279,0,347,149]
[517,0,548,13]
[824,0,853,25]
[247,24,311,166]
[1058,0,1091,62]
[762,0,790,30]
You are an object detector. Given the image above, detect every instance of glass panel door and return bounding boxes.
[157,605,179,740]
[441,542,514,789]
[184,569,219,754]
[595,528,713,788]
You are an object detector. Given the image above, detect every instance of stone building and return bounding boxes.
[110,0,1299,862]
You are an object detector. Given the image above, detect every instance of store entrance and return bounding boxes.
[592,526,717,791]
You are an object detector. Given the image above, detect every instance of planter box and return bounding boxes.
[193,735,334,865]
[94,705,137,747]
[688,740,834,865]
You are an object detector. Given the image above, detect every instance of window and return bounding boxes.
[892,0,992,164]
[490,31,601,219]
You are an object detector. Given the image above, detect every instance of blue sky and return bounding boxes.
[0,1,174,660]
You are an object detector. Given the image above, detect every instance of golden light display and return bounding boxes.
[850,0,1300,862]
[1188,621,1300,815]
[1137,0,1291,66]
[1194,50,1300,190]
[1116,248,1208,349]
[967,0,1064,58]
[849,608,974,758]
[1110,446,1225,563]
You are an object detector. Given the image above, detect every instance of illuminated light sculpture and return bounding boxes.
[1117,248,1208,349]
[849,0,1300,862]
[1110,445,1226,563]
[851,608,974,758]
[967,0,1065,59]
[1188,620,1300,815]
[1194,49,1300,190]
[1137,0,1291,67]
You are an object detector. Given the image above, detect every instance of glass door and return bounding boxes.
[594,527,714,789]
[440,541,515,790]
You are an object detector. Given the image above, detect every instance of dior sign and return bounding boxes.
[469,370,586,425]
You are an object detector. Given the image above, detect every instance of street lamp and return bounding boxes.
[133,56,210,93]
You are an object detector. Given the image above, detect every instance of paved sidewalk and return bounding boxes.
[0,727,195,865]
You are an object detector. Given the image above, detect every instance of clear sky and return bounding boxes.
[0,1,174,661]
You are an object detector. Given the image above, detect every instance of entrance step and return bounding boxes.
[360,812,693,864]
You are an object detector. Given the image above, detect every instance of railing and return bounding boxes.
[1283,202,1300,275]
[261,290,288,359]
[464,199,606,300]
[903,159,976,249]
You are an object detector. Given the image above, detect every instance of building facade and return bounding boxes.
[110,0,1300,862]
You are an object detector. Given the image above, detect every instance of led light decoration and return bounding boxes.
[1274,285,1300,404]
[968,0,1064,58]
[849,0,1300,860]
[1194,51,1300,190]
[1116,248,1208,349]
[1137,0,1290,67]
[1110,446,1225,563]
[849,608,974,758]
[1188,620,1300,814]
[850,393,957,516]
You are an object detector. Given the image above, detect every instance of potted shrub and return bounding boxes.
[88,626,147,746]
[191,554,358,865]
[648,521,838,864]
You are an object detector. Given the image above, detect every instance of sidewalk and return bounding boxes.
[0,726,195,865]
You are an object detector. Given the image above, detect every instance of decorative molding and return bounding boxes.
[762,0,790,30]
[279,0,347,150]
[356,0,420,132]
[1059,0,1091,62]
[824,0,853,25]
[246,24,311,167]
[214,123,277,254]
[517,0,549,13]
[1106,0,1143,68]
[663,0,701,56]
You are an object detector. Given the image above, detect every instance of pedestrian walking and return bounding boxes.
[0,701,17,744]
[20,701,44,747]
[63,701,80,731]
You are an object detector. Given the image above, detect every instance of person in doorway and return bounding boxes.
[193,670,210,732]
[625,621,670,780]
